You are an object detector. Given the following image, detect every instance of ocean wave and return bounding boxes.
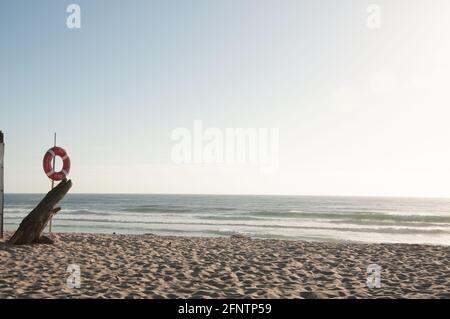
[118,206,192,213]
[254,211,450,223]
[200,215,264,221]
[6,217,448,235]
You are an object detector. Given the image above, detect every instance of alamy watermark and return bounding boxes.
[366,264,381,288]
[366,4,381,29]
[66,4,81,29]
[171,120,280,174]
[66,264,81,288]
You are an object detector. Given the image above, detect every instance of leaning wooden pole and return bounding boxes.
[8,179,72,245]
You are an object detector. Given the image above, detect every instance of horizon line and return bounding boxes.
[4,192,450,200]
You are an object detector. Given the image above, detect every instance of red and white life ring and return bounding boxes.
[43,147,71,181]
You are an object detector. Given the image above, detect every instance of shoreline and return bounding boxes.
[1,232,449,298]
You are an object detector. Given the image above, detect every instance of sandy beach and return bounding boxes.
[0,232,449,299]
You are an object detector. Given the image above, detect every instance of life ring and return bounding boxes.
[43,147,71,181]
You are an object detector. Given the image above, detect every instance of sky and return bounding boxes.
[1,0,450,196]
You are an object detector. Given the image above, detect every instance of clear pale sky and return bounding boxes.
[1,0,450,196]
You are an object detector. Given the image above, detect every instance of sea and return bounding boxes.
[3,194,450,245]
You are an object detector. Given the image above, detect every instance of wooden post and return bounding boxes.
[49,133,56,233]
[0,131,4,238]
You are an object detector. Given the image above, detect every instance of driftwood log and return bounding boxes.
[9,179,72,245]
